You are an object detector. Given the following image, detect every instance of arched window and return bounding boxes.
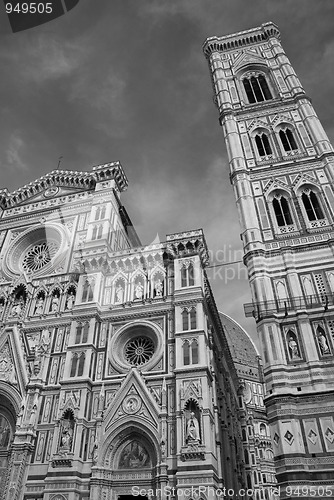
[273,196,293,226]
[183,339,199,365]
[182,309,189,331]
[82,323,89,343]
[181,262,195,287]
[97,225,103,239]
[255,133,272,157]
[70,354,78,377]
[190,307,197,329]
[182,308,197,331]
[95,207,101,221]
[77,353,85,376]
[75,324,83,344]
[243,74,272,103]
[279,128,298,152]
[302,190,324,221]
[191,340,198,364]
[183,341,190,365]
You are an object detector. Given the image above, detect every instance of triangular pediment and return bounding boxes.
[0,162,127,210]
[0,327,29,396]
[104,369,160,433]
[16,186,90,206]
[234,49,266,71]
[263,177,292,194]
[292,172,318,190]
[247,117,269,132]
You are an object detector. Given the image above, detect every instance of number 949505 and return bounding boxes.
[6,3,53,14]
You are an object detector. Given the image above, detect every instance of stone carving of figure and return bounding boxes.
[186,412,200,442]
[29,403,38,426]
[288,334,300,359]
[35,297,44,315]
[12,297,24,317]
[0,302,4,318]
[16,397,26,428]
[0,424,10,448]
[51,294,60,312]
[115,285,124,304]
[318,331,330,355]
[66,292,75,310]
[92,440,99,464]
[60,419,74,450]
[135,282,144,300]
[154,279,163,297]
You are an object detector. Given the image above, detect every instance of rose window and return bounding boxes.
[22,241,60,272]
[124,336,154,366]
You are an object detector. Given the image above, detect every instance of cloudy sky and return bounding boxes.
[1,0,334,346]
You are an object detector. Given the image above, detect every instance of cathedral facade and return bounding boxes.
[203,22,334,499]
[0,163,257,500]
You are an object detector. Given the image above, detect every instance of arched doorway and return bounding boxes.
[91,427,160,500]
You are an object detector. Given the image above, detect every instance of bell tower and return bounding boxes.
[203,22,334,498]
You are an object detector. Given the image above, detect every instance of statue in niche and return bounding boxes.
[60,416,74,451]
[154,279,163,297]
[11,296,24,317]
[0,416,10,448]
[119,441,149,469]
[66,292,75,310]
[35,297,44,315]
[186,412,200,442]
[317,330,330,355]
[115,285,124,304]
[288,333,300,359]
[135,282,144,300]
[51,294,60,312]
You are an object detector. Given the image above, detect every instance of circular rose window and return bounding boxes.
[5,223,67,277]
[109,321,163,372]
[22,241,60,272]
[124,336,154,366]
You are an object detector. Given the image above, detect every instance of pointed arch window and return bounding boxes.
[95,205,106,221]
[182,307,197,331]
[273,196,293,226]
[70,353,78,377]
[279,129,298,152]
[243,75,272,104]
[302,190,324,221]
[183,339,199,365]
[181,262,195,287]
[255,133,272,157]
[77,353,85,376]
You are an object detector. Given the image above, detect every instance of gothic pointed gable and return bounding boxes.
[263,177,292,195]
[233,49,266,72]
[1,161,128,209]
[0,326,29,396]
[103,368,160,433]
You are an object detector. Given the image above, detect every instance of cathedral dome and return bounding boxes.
[219,312,261,380]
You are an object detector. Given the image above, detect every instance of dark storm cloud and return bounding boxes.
[1,0,334,345]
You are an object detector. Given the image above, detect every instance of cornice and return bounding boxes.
[0,161,127,211]
[203,22,280,59]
